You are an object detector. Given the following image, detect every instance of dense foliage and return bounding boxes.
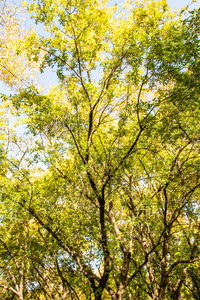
[0,0,200,299]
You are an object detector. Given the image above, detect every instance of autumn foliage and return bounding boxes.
[0,0,200,299]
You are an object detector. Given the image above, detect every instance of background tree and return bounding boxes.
[0,0,42,89]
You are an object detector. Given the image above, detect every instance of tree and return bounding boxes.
[1,0,200,299]
[0,0,41,89]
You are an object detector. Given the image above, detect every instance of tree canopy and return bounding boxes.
[0,0,200,299]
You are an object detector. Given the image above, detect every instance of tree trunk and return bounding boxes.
[111,283,125,300]
[158,277,168,300]
[18,294,23,300]
[116,290,125,300]
[95,293,103,300]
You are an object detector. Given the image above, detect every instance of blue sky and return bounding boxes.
[0,0,199,95]
[168,0,198,10]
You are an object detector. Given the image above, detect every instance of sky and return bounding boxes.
[113,0,199,12]
[168,0,198,10]
[0,0,199,95]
